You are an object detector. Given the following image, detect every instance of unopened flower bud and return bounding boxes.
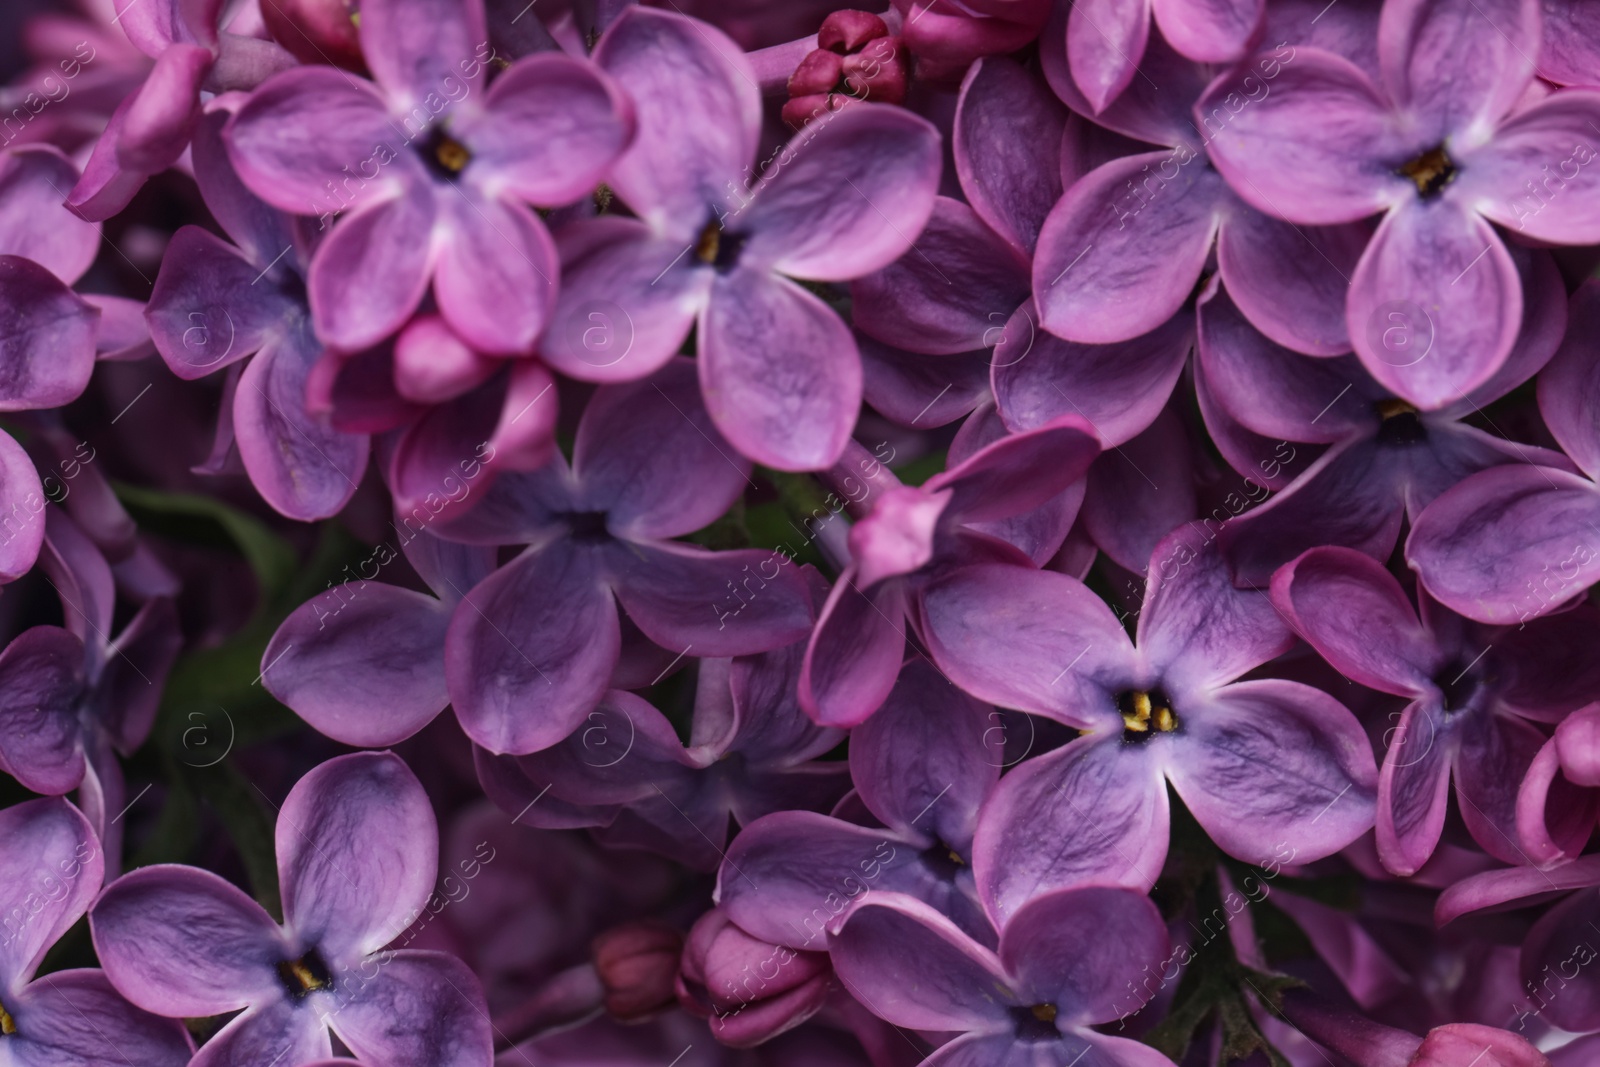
[591,921,684,1023]
[676,908,830,1048]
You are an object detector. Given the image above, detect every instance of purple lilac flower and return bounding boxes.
[145,108,369,520]
[223,0,634,355]
[91,752,493,1067]
[539,7,941,471]
[830,887,1177,1067]
[1066,0,1263,111]
[1199,0,1600,407]
[0,796,194,1067]
[476,633,849,870]
[1272,545,1600,875]
[436,358,813,755]
[718,658,995,949]
[920,524,1377,921]
[1408,279,1600,624]
[1196,259,1568,587]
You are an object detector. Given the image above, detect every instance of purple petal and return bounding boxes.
[306,182,437,351]
[1032,151,1224,344]
[592,7,759,230]
[1377,0,1536,136]
[401,530,496,605]
[1197,49,1403,225]
[739,104,941,281]
[145,227,289,380]
[324,949,493,1067]
[830,895,1012,1029]
[234,328,367,520]
[1001,887,1167,1023]
[1066,0,1151,113]
[459,53,633,205]
[0,256,97,411]
[540,217,710,383]
[114,44,210,174]
[1137,524,1291,689]
[90,864,283,1017]
[0,147,98,285]
[223,66,409,218]
[0,429,45,582]
[851,659,997,850]
[0,627,86,796]
[278,752,436,963]
[512,691,693,806]
[264,584,449,747]
[357,0,486,108]
[973,736,1170,923]
[700,268,860,471]
[992,301,1192,448]
[8,969,193,1067]
[1376,699,1456,876]
[608,541,812,657]
[921,563,1135,729]
[1168,680,1378,866]
[189,108,291,267]
[1436,855,1600,925]
[1215,208,1367,356]
[1153,0,1263,62]
[1520,888,1600,1032]
[851,198,1029,356]
[1467,91,1600,244]
[954,57,1065,255]
[1540,0,1600,86]
[1081,407,1199,572]
[185,999,329,1067]
[859,337,991,428]
[446,541,619,755]
[1515,734,1596,867]
[65,99,146,224]
[1269,546,1437,696]
[1455,708,1544,866]
[574,358,748,539]
[1347,201,1521,409]
[799,568,907,728]
[1406,463,1600,625]
[0,799,100,986]
[432,189,555,355]
[1537,280,1600,481]
[933,413,1099,525]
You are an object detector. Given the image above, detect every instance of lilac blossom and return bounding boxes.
[830,887,1176,1067]
[1271,545,1600,876]
[145,108,369,520]
[436,359,813,755]
[920,524,1376,922]
[223,0,635,354]
[718,658,995,949]
[539,6,941,470]
[91,752,494,1067]
[0,796,193,1067]
[1199,0,1600,407]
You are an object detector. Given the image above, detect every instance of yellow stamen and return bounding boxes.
[433,135,471,174]
[1030,1003,1058,1023]
[1377,398,1417,420]
[1,1004,17,1035]
[278,958,328,994]
[696,220,722,264]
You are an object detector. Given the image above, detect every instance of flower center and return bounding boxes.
[1433,654,1490,713]
[1375,399,1427,446]
[561,510,612,545]
[1010,1002,1059,1041]
[422,126,472,178]
[694,219,747,271]
[919,841,967,880]
[1117,688,1179,742]
[276,950,333,999]
[1398,145,1456,198]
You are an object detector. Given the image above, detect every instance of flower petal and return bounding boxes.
[90,864,283,1017]
[185,998,329,1067]
[1215,208,1367,356]
[1065,0,1151,114]
[432,188,555,355]
[278,752,436,962]
[1536,280,1600,481]
[799,567,908,728]
[1001,887,1168,1023]
[0,256,97,411]
[1169,679,1378,866]
[954,57,1066,256]
[324,949,493,1067]
[0,799,100,987]
[358,0,486,109]
[1377,0,1536,138]
[0,627,85,797]
[8,969,193,1067]
[0,147,98,285]
[306,182,437,352]
[699,268,860,471]
[1454,708,1545,866]
[1376,698,1458,876]
[1519,888,1600,1032]
[1153,0,1263,62]
[446,540,619,755]
[146,227,292,380]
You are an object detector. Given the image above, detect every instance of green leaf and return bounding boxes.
[113,482,298,607]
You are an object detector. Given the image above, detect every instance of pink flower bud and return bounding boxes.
[817,11,890,53]
[591,921,684,1023]
[676,908,831,1048]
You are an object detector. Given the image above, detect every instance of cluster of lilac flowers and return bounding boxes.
[5,0,1600,1063]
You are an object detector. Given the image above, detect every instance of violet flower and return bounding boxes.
[801,414,1098,726]
[719,658,995,949]
[223,0,635,354]
[91,752,494,1067]
[920,524,1376,922]
[1408,280,1600,624]
[0,796,193,1067]
[540,6,941,471]
[437,358,813,755]
[476,633,848,870]
[0,510,180,873]
[1272,545,1600,876]
[262,531,495,748]
[1199,0,1600,407]
[146,108,369,520]
[1197,261,1567,587]
[830,887,1177,1067]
